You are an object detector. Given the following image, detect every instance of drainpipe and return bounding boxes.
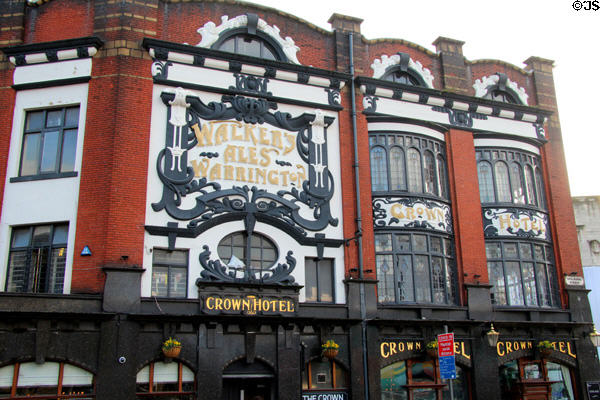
[348,31,369,400]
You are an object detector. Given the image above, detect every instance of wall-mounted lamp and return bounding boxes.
[590,326,600,347]
[486,324,500,348]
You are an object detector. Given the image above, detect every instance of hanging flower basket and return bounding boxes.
[426,340,438,358]
[162,337,182,358]
[537,340,553,357]
[322,340,340,359]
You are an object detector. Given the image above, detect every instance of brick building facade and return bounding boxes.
[0,1,598,399]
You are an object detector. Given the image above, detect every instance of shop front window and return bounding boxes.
[136,361,195,399]
[381,358,469,400]
[499,359,574,400]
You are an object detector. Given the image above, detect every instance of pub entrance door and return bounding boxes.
[222,359,276,400]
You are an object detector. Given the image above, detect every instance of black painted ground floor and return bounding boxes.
[0,279,599,400]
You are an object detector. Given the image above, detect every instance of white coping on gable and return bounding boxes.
[368,122,445,141]
[13,58,92,86]
[195,14,302,65]
[370,54,434,88]
[473,74,529,105]
[9,47,97,66]
[0,83,89,293]
[474,138,540,155]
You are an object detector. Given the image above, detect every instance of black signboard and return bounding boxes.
[301,392,348,400]
[587,381,600,400]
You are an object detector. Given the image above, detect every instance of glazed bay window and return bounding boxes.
[17,107,79,180]
[369,132,448,199]
[476,148,545,208]
[5,223,68,294]
[486,240,560,307]
[151,249,188,298]
[375,232,456,304]
[304,258,334,302]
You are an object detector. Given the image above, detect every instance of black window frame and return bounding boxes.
[304,257,335,303]
[486,239,560,308]
[13,106,80,182]
[476,147,546,209]
[5,223,69,294]
[381,67,425,86]
[217,231,278,278]
[151,248,189,298]
[375,231,457,305]
[369,132,449,200]
[211,28,287,62]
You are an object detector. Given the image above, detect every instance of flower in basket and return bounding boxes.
[537,340,554,350]
[321,340,340,359]
[162,337,182,358]
[426,340,438,350]
[322,340,340,351]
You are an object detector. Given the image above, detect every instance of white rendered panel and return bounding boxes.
[13,58,92,86]
[18,362,59,387]
[473,138,540,154]
[62,364,93,386]
[367,122,445,141]
[0,83,88,292]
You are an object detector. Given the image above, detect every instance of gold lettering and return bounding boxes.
[406,207,416,220]
[255,168,266,184]
[215,123,228,145]
[296,165,306,185]
[381,342,390,358]
[399,342,405,352]
[206,297,214,310]
[260,147,273,167]
[224,165,234,180]
[231,298,241,310]
[499,214,511,229]
[283,133,296,155]
[559,342,566,353]
[244,124,258,145]
[223,145,237,164]
[460,342,471,360]
[223,298,231,310]
[237,146,248,163]
[242,299,250,310]
[191,159,209,178]
[259,127,270,145]
[248,147,258,165]
[520,341,527,351]
[280,170,289,186]
[287,300,295,312]
[262,299,270,312]
[209,163,222,180]
[497,342,505,357]
[192,122,213,147]
[215,298,223,310]
[271,130,283,149]
[230,122,243,141]
[416,342,421,350]
[425,208,437,221]
[506,342,513,353]
[567,342,576,358]
[236,167,246,182]
[268,170,279,185]
[279,300,287,312]
[391,204,405,219]
[407,342,414,351]
[436,208,444,221]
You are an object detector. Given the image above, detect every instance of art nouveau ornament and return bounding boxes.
[196,15,301,64]
[371,54,434,88]
[473,74,529,105]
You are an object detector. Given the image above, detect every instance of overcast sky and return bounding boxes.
[245,0,599,197]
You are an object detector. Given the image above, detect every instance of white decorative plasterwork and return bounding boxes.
[196,15,301,65]
[371,54,434,88]
[473,74,529,105]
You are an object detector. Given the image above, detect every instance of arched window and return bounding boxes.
[370,146,388,191]
[423,151,437,195]
[477,161,495,203]
[500,360,575,400]
[494,161,511,202]
[215,34,279,60]
[483,89,519,104]
[136,361,195,398]
[476,148,546,209]
[389,147,406,190]
[407,148,423,193]
[510,163,525,204]
[217,232,278,278]
[302,358,348,391]
[381,358,470,399]
[368,132,448,199]
[0,362,94,398]
[382,69,423,86]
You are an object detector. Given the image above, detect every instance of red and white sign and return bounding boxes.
[437,333,455,357]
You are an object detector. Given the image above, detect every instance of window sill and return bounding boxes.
[10,171,78,183]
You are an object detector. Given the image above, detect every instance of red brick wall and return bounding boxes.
[24,0,93,43]
[446,129,488,293]
[471,61,537,106]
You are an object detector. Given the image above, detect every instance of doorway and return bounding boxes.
[222,359,276,400]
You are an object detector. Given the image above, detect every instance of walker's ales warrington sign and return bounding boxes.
[200,292,297,316]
